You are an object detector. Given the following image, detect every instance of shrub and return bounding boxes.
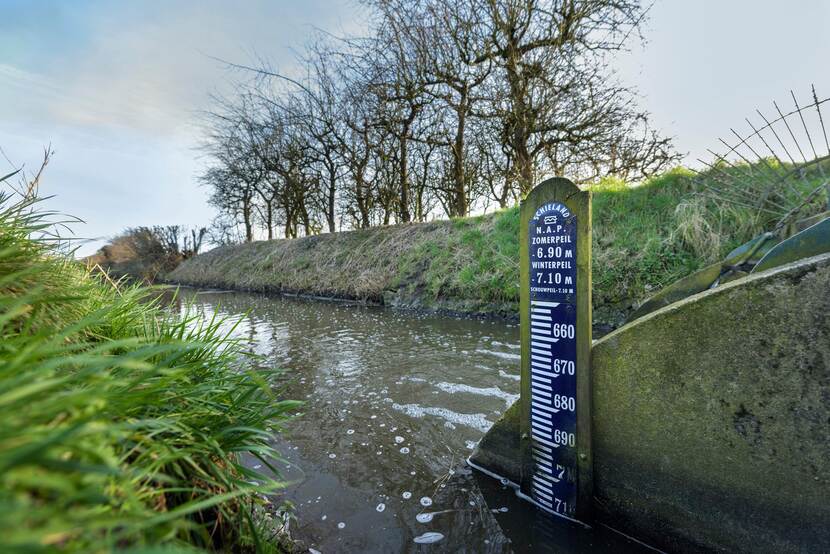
[0,191,298,552]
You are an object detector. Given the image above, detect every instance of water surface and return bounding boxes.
[178,289,648,553]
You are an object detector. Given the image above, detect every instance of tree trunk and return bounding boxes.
[244,215,253,242]
[452,88,469,217]
[326,158,337,233]
[284,209,295,239]
[505,48,534,196]
[355,176,370,228]
[266,200,274,240]
[498,175,510,208]
[243,195,254,242]
[399,132,411,223]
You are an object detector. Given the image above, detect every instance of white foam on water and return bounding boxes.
[321,515,327,521]
[476,348,521,360]
[376,503,386,512]
[402,491,412,499]
[491,340,520,350]
[434,381,519,406]
[498,370,521,381]
[465,440,478,450]
[328,453,336,459]
[413,532,444,544]
[420,496,433,507]
[394,436,405,444]
[415,512,434,523]
[400,447,410,454]
[337,522,346,529]
[346,429,355,435]
[390,403,493,433]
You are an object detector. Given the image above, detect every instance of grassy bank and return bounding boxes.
[1,192,298,552]
[169,167,821,328]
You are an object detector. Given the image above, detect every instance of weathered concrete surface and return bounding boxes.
[753,216,830,273]
[626,260,723,322]
[471,253,830,553]
[470,401,521,482]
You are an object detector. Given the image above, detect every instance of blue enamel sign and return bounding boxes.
[527,201,579,518]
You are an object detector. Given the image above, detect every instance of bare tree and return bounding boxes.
[196,0,679,241]
[470,0,678,194]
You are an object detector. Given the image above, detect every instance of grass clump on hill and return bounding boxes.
[168,164,827,324]
[0,191,298,552]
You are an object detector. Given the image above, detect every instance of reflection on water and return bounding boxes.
[177,289,648,553]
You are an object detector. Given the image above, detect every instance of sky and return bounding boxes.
[2,0,829,256]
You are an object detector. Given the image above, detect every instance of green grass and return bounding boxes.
[169,163,828,323]
[0,191,299,552]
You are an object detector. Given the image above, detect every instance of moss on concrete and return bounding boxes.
[753,216,830,273]
[469,401,522,481]
[472,253,830,553]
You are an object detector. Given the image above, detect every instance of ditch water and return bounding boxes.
[177,288,650,553]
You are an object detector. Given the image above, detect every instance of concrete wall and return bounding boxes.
[471,253,830,553]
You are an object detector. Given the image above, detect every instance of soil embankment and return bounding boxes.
[168,170,761,330]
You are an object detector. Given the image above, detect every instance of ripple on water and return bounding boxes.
[491,340,520,350]
[475,348,521,361]
[185,290,523,551]
[434,381,519,406]
[390,403,493,433]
